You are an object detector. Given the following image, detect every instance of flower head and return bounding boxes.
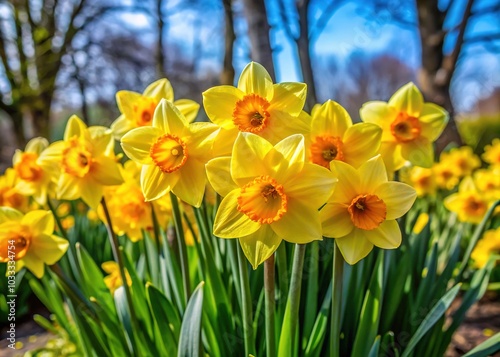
[440,146,480,178]
[39,116,123,209]
[471,227,500,268]
[0,208,68,278]
[102,261,132,295]
[402,166,436,197]
[111,78,200,139]
[203,62,309,155]
[321,156,417,264]
[0,169,29,211]
[121,99,218,207]
[360,82,449,171]
[482,138,500,167]
[307,100,381,169]
[206,132,337,269]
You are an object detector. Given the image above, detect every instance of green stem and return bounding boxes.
[46,198,68,240]
[150,203,163,281]
[264,254,276,357]
[330,243,344,357]
[169,192,191,303]
[237,242,256,356]
[141,229,152,281]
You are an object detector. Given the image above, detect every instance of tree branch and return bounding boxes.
[309,0,346,42]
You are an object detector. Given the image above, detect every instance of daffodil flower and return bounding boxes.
[111,78,200,139]
[308,100,381,169]
[471,228,500,268]
[483,138,500,167]
[39,116,123,209]
[0,168,28,211]
[360,82,448,171]
[321,156,416,265]
[121,99,219,207]
[102,261,132,295]
[12,137,58,205]
[0,208,68,278]
[203,62,309,155]
[206,132,337,269]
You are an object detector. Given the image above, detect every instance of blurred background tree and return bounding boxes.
[0,0,498,172]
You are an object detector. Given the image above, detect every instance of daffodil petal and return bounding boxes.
[30,233,69,265]
[92,156,123,186]
[343,123,382,168]
[271,199,323,244]
[239,225,281,270]
[25,137,49,154]
[38,141,65,164]
[380,141,406,173]
[329,160,360,204]
[269,82,307,116]
[121,127,162,164]
[57,174,81,201]
[202,86,244,129]
[213,127,238,156]
[81,181,104,209]
[388,82,423,117]
[419,103,449,141]
[401,138,434,168]
[285,163,337,208]
[141,164,177,202]
[111,115,135,140]
[143,78,174,102]
[335,229,374,265]
[311,100,352,137]
[0,207,23,224]
[213,189,261,238]
[231,132,273,185]
[358,156,388,193]
[116,91,143,118]
[261,109,309,144]
[359,101,397,137]
[320,203,354,238]
[238,62,274,100]
[185,122,219,161]
[153,99,188,135]
[23,210,54,236]
[206,157,238,197]
[64,115,87,141]
[376,182,417,219]
[172,159,207,207]
[264,134,305,181]
[22,253,46,278]
[89,127,115,156]
[363,220,401,249]
[174,99,200,123]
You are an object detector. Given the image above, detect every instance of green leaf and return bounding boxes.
[368,336,381,357]
[401,284,461,357]
[33,314,59,335]
[463,332,500,357]
[304,282,332,357]
[178,281,204,357]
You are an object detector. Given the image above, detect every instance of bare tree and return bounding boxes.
[221,0,236,85]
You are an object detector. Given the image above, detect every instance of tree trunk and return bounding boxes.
[157,0,167,78]
[221,0,236,85]
[241,0,275,80]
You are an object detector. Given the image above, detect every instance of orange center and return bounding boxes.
[390,112,421,143]
[348,194,387,230]
[62,137,93,178]
[237,175,288,224]
[0,225,31,263]
[463,196,487,217]
[310,136,345,168]
[133,98,157,126]
[233,94,270,133]
[14,152,43,182]
[150,134,188,173]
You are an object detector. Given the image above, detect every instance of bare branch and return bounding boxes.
[309,0,345,42]
[276,0,295,41]
[464,32,500,44]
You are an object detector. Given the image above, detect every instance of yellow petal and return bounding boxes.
[270,199,323,244]
[311,100,352,138]
[143,78,174,103]
[320,203,354,238]
[264,134,305,181]
[380,141,406,173]
[388,82,423,117]
[153,99,188,135]
[121,126,163,164]
[89,126,115,156]
[22,253,45,278]
[213,189,261,238]
[419,103,449,142]
[92,156,124,186]
[171,159,207,207]
[213,127,239,156]
[231,132,273,185]
[202,85,244,129]
[342,123,382,168]
[111,115,135,140]
[239,225,281,269]
[64,115,87,141]
[400,138,434,168]
[269,82,307,116]
[237,62,274,101]
[363,220,401,249]
[206,157,238,197]
[23,210,54,236]
[330,160,361,204]
[25,137,49,154]
[30,233,69,265]
[174,99,200,123]
[116,90,143,117]
[102,261,118,274]
[0,207,23,224]
[57,174,81,201]
[81,180,104,209]
[376,182,417,220]
[141,164,178,202]
[358,156,388,193]
[38,141,65,164]
[185,122,219,161]
[284,163,337,208]
[359,101,397,138]
[260,108,310,144]
[335,229,374,265]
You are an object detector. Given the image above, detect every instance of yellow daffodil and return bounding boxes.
[360,82,448,171]
[111,78,200,139]
[482,138,500,167]
[444,177,491,224]
[307,100,381,169]
[39,116,123,209]
[403,166,436,197]
[321,156,417,265]
[0,208,68,278]
[121,99,218,207]
[440,146,480,178]
[202,62,309,155]
[12,137,58,205]
[474,167,500,199]
[206,132,337,269]
[0,168,29,212]
[102,261,132,295]
[433,161,459,190]
[471,227,500,268]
